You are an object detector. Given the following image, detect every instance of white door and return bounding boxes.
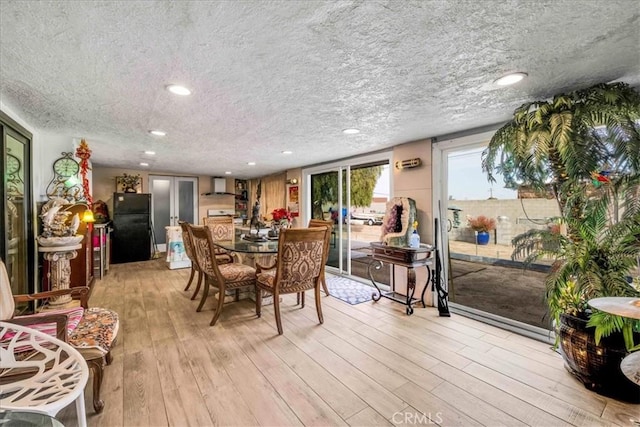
[149,176,198,252]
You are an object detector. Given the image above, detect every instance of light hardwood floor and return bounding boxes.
[57,259,639,426]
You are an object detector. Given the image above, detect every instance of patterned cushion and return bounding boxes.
[1,307,84,347]
[181,226,195,259]
[69,307,119,359]
[256,269,276,289]
[257,240,324,293]
[279,240,323,291]
[193,238,214,274]
[219,263,256,283]
[208,223,234,241]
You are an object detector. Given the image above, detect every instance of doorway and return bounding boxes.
[149,176,198,252]
[305,152,391,281]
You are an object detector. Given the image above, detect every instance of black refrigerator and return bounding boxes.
[112,193,152,263]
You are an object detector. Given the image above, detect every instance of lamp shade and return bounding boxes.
[82,210,95,223]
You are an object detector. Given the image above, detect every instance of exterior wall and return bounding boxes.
[393,139,433,243]
[285,168,302,228]
[391,138,433,304]
[446,198,560,245]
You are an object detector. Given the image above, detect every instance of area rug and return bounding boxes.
[326,275,375,305]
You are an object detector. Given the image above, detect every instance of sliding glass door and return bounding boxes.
[305,153,391,280]
[1,111,34,300]
[434,132,553,340]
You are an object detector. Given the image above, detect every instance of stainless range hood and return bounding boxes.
[212,177,226,193]
[202,177,232,196]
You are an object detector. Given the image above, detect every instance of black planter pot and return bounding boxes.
[559,313,640,402]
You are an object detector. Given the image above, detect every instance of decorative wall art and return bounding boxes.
[288,185,299,217]
[116,173,142,193]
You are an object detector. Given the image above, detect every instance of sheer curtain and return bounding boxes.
[248,173,286,220]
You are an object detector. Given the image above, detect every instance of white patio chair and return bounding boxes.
[0,321,89,427]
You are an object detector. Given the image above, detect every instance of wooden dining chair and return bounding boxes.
[179,221,204,300]
[308,218,334,297]
[187,224,257,326]
[255,227,328,335]
[202,215,235,259]
[182,221,234,301]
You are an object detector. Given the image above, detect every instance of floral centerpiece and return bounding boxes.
[271,208,293,227]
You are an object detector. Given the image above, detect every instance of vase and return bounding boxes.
[476,231,490,245]
[559,313,640,402]
[124,187,137,193]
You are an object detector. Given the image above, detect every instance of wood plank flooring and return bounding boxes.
[56,259,639,426]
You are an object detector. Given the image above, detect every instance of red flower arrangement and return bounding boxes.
[271,208,293,224]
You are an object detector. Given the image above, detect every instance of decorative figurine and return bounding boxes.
[249,180,265,235]
[37,198,83,246]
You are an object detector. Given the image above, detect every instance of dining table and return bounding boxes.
[211,237,280,305]
[211,237,279,256]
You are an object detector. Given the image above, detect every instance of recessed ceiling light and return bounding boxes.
[494,72,528,86]
[247,162,256,166]
[149,130,166,137]
[282,150,293,155]
[343,128,360,134]
[144,151,156,155]
[166,84,191,96]
[140,162,149,167]
[224,171,232,175]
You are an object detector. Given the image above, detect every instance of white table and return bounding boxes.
[588,297,640,386]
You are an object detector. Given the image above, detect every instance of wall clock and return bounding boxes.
[6,153,21,175]
[53,154,80,177]
[46,152,83,201]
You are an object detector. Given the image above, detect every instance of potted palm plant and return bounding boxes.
[483,81,640,401]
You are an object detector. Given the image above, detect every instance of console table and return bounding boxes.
[364,243,434,315]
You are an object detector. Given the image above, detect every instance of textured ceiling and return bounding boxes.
[1,1,639,178]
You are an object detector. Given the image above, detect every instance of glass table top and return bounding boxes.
[212,238,279,254]
[0,410,64,427]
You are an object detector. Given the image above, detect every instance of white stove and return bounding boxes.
[207,209,243,225]
[207,209,235,217]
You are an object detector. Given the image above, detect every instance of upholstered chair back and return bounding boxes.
[202,216,234,241]
[188,225,218,279]
[179,221,196,261]
[274,227,327,294]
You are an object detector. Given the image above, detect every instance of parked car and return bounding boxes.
[350,212,384,226]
